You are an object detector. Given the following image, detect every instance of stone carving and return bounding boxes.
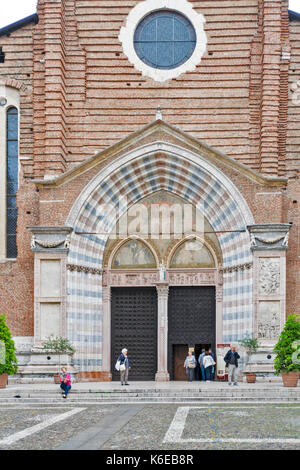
[255,235,285,245]
[109,272,158,286]
[282,232,289,247]
[247,224,292,251]
[258,302,281,339]
[31,235,68,249]
[28,227,73,252]
[159,261,166,281]
[64,235,71,249]
[222,262,252,274]
[105,269,219,287]
[67,264,102,275]
[259,258,280,295]
[168,271,216,285]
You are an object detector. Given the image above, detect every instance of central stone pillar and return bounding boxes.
[155,283,170,381]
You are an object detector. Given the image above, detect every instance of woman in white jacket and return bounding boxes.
[202,352,216,382]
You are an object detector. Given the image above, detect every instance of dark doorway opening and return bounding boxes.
[168,286,216,381]
[111,287,158,381]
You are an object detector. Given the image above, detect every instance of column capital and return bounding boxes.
[28,226,73,253]
[102,286,111,302]
[247,223,292,251]
[156,283,169,298]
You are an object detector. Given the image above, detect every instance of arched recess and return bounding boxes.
[66,142,254,372]
[110,237,158,269]
[168,237,217,269]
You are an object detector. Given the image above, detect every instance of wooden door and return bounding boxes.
[173,344,188,380]
[111,287,158,381]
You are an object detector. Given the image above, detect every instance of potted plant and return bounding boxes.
[240,337,259,383]
[0,314,18,388]
[42,335,76,384]
[274,314,300,387]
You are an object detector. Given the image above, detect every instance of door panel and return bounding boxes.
[111,287,157,381]
[173,344,188,380]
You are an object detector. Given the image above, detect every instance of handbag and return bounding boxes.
[115,360,121,371]
[120,363,126,371]
[188,360,196,369]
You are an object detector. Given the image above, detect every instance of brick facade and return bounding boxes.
[0,0,299,376]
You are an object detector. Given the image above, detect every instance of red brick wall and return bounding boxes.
[0,0,300,335]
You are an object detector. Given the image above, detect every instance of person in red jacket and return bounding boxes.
[60,366,71,398]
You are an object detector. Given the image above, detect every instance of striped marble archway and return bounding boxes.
[66,141,254,372]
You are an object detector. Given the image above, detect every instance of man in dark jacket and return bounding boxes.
[224,345,240,386]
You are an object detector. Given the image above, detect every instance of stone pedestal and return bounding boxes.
[155,283,170,381]
[243,347,280,382]
[10,349,78,384]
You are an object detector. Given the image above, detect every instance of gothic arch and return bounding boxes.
[66,141,254,371]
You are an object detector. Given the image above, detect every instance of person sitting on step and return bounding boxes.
[60,366,72,398]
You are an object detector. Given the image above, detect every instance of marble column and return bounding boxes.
[101,286,112,380]
[155,283,170,381]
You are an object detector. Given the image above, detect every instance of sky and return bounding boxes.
[0,0,300,29]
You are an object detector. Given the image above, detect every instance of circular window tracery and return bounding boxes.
[119,0,207,82]
[133,10,196,70]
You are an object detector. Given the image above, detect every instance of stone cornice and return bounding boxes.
[32,120,288,189]
[247,223,292,251]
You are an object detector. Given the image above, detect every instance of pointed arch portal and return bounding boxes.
[66,141,254,377]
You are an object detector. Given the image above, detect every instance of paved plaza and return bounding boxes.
[0,381,299,450]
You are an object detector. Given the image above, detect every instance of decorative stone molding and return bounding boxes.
[247,224,292,251]
[67,264,102,276]
[168,270,217,285]
[222,262,253,273]
[28,226,73,253]
[119,0,207,82]
[104,269,219,287]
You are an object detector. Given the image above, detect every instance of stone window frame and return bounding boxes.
[119,0,207,82]
[0,85,20,261]
[34,253,67,347]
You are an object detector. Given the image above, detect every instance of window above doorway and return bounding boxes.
[133,10,196,70]
[119,0,207,82]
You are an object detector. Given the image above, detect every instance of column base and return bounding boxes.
[155,371,170,382]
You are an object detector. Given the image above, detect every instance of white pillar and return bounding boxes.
[155,283,170,381]
[101,286,112,380]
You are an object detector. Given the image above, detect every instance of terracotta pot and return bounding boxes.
[245,373,256,384]
[54,374,61,384]
[281,371,300,387]
[0,373,8,389]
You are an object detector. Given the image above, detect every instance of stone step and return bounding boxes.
[2,387,300,395]
[0,395,299,403]
[1,391,299,399]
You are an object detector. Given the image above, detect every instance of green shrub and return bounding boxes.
[41,335,75,355]
[0,314,18,376]
[274,314,300,374]
[239,337,259,353]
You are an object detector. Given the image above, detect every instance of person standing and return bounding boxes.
[184,350,196,382]
[224,345,240,386]
[203,351,215,382]
[208,348,216,381]
[198,348,206,381]
[59,366,71,398]
[118,348,130,386]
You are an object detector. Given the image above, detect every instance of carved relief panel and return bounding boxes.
[259,258,280,295]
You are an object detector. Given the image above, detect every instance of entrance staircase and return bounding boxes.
[1,382,300,404]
